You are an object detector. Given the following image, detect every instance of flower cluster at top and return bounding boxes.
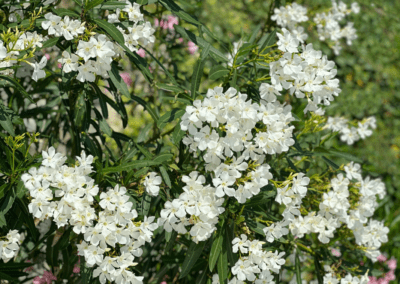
[0,0,155,83]
[21,147,158,284]
[0,229,21,262]
[326,116,376,145]
[262,31,341,114]
[264,161,388,262]
[272,1,360,55]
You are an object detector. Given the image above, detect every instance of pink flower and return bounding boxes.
[154,18,159,27]
[387,258,397,270]
[24,260,34,272]
[120,72,132,86]
[368,276,377,284]
[44,54,50,60]
[187,41,198,55]
[178,37,184,43]
[167,15,178,30]
[385,270,396,281]
[160,282,167,284]
[331,248,341,257]
[33,276,44,284]
[57,63,62,68]
[42,271,57,284]
[137,48,146,58]
[377,254,387,262]
[360,261,365,266]
[73,264,80,274]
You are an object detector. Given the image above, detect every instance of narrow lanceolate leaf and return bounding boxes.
[130,95,159,122]
[0,75,34,103]
[142,194,151,216]
[156,83,185,93]
[158,0,202,26]
[0,102,15,136]
[217,242,228,284]
[100,1,127,9]
[159,166,172,188]
[200,42,211,60]
[209,65,230,81]
[93,19,124,45]
[209,229,224,271]
[153,153,173,163]
[258,30,277,53]
[108,63,131,99]
[42,37,60,49]
[51,8,80,18]
[295,251,302,284]
[248,23,262,44]
[85,0,105,11]
[101,159,162,174]
[180,241,207,279]
[157,109,185,129]
[174,26,229,62]
[121,44,154,83]
[314,254,323,284]
[191,60,205,99]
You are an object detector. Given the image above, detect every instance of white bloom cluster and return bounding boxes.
[271,3,308,30]
[263,162,388,262]
[264,32,341,114]
[230,234,284,282]
[314,1,360,55]
[323,272,369,284]
[143,172,162,196]
[181,86,294,204]
[0,33,47,79]
[22,147,158,284]
[325,116,376,145]
[0,2,155,83]
[159,171,225,243]
[0,230,21,262]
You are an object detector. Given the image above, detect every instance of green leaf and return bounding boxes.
[15,198,39,242]
[191,60,205,99]
[93,18,124,45]
[0,102,15,136]
[100,1,127,9]
[156,83,185,93]
[159,166,171,188]
[174,26,228,62]
[295,251,302,284]
[0,75,34,103]
[42,37,61,49]
[158,0,202,26]
[52,8,80,18]
[101,159,163,174]
[99,118,113,136]
[258,30,277,53]
[248,23,262,43]
[225,221,238,266]
[322,156,340,170]
[157,109,185,129]
[172,121,185,145]
[121,44,154,83]
[200,42,211,60]
[85,0,105,11]
[217,242,228,284]
[180,241,207,279]
[314,254,323,284]
[141,193,151,216]
[153,153,173,163]
[108,62,131,99]
[209,65,230,80]
[328,149,363,163]
[209,228,224,271]
[131,95,159,122]
[0,271,17,282]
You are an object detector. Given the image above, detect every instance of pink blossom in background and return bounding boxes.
[167,15,178,29]
[387,258,397,270]
[120,72,133,86]
[377,254,388,262]
[137,48,146,58]
[24,260,34,272]
[331,248,341,257]
[154,18,159,27]
[385,270,395,281]
[368,276,378,284]
[57,63,62,68]
[178,37,184,43]
[44,54,50,60]
[187,41,198,54]
[33,276,44,284]
[42,271,57,284]
[149,66,153,73]
[160,282,167,284]
[360,261,365,266]
[73,264,80,273]
[377,279,389,284]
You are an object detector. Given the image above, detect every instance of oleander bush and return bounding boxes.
[0,0,398,283]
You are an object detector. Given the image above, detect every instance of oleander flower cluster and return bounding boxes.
[21,147,158,284]
[159,171,225,243]
[181,86,294,201]
[272,1,360,55]
[262,31,341,114]
[0,229,21,262]
[263,161,388,263]
[0,0,155,83]
[326,116,376,145]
